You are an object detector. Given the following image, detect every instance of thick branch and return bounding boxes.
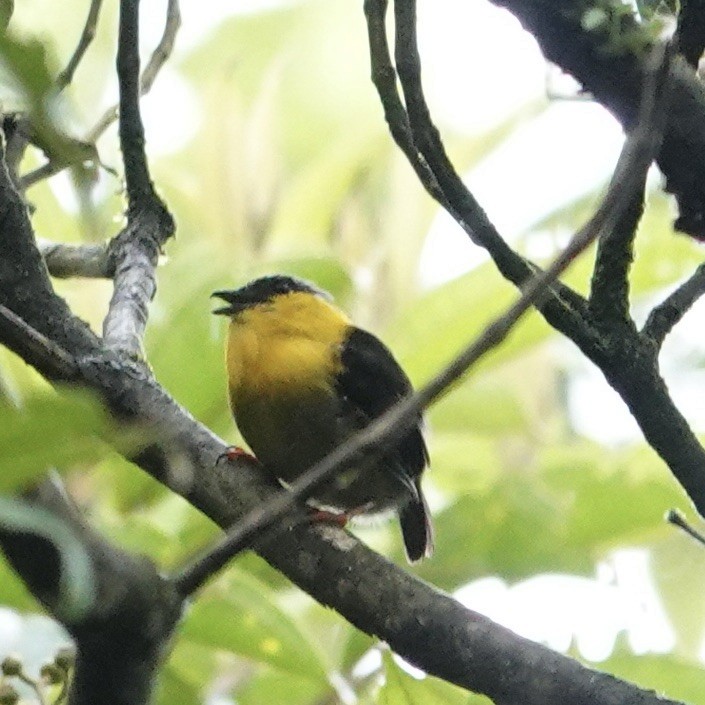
[0,479,182,705]
[676,0,705,69]
[0,147,687,705]
[0,312,687,705]
[490,0,705,238]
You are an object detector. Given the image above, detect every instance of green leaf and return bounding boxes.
[413,440,683,590]
[235,670,330,705]
[386,264,552,388]
[0,552,40,611]
[182,570,329,682]
[428,378,529,435]
[651,531,705,660]
[600,647,705,705]
[0,390,138,492]
[159,639,217,705]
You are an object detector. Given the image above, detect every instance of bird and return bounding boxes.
[212,274,433,561]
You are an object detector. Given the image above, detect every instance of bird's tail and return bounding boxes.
[399,483,434,562]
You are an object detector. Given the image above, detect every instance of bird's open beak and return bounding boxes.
[211,290,239,316]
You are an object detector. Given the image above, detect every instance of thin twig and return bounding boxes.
[172,53,668,596]
[588,46,672,324]
[56,0,104,92]
[86,0,181,144]
[363,0,450,210]
[140,0,181,94]
[365,0,591,327]
[643,262,705,346]
[117,0,152,206]
[21,0,179,190]
[666,508,705,546]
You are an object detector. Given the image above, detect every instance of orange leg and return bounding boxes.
[307,502,373,527]
[308,509,349,528]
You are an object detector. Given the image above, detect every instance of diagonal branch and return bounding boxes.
[0,278,688,705]
[0,304,79,379]
[365,0,592,344]
[173,70,667,595]
[643,263,705,346]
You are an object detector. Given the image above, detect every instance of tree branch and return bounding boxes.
[0,478,182,705]
[643,263,705,346]
[56,0,104,91]
[588,185,644,324]
[365,0,593,347]
[0,304,79,379]
[376,0,705,516]
[675,0,705,69]
[102,0,175,355]
[176,52,667,600]
[589,42,672,323]
[38,239,110,278]
[490,0,705,239]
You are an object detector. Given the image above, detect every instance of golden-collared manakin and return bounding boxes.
[212,275,433,562]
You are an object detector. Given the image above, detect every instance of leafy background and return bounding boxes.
[1,0,705,703]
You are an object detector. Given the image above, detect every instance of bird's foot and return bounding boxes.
[216,445,258,466]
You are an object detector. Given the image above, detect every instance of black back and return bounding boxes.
[336,327,428,478]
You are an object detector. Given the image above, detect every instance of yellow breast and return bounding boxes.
[225,291,350,401]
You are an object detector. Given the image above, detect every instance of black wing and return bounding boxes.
[336,327,428,477]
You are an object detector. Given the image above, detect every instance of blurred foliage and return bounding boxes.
[2,1,705,704]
